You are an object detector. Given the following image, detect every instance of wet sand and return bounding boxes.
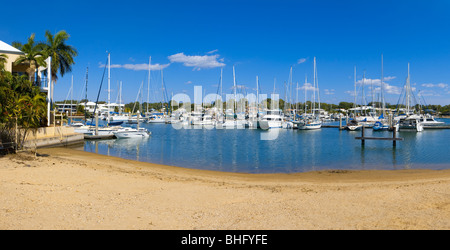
[1,147,449,230]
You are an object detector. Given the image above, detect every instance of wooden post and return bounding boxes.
[339,116,342,130]
[95,112,99,136]
[15,117,18,153]
[137,112,140,130]
[361,125,365,146]
[393,128,397,147]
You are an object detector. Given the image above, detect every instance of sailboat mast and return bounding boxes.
[233,65,236,113]
[70,75,73,124]
[84,67,88,123]
[290,66,293,112]
[362,71,366,116]
[147,56,151,114]
[119,81,122,115]
[406,62,411,114]
[161,68,164,112]
[304,75,307,115]
[313,57,316,116]
[108,53,111,122]
[381,54,385,116]
[256,75,259,112]
[220,68,223,103]
[354,66,357,117]
[316,58,320,113]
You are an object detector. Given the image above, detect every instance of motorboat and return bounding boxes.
[395,115,424,132]
[192,114,214,128]
[147,112,166,123]
[259,109,283,129]
[113,127,151,139]
[372,121,389,131]
[346,119,362,131]
[419,114,444,127]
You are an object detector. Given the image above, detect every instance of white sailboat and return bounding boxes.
[394,63,424,132]
[260,77,283,130]
[373,54,390,131]
[346,66,362,131]
[110,81,129,122]
[297,57,322,130]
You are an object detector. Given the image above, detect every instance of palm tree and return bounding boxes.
[13,34,47,82]
[0,53,8,72]
[42,30,78,106]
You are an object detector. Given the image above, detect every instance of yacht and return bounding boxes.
[395,114,424,132]
[110,113,130,122]
[113,127,151,139]
[259,109,283,129]
[419,114,444,127]
[192,114,214,127]
[296,118,322,130]
[146,112,166,123]
[346,119,362,131]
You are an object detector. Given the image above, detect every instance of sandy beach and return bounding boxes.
[0,147,449,230]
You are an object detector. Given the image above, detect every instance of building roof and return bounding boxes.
[0,40,24,55]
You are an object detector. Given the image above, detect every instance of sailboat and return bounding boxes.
[221,66,245,129]
[82,53,122,137]
[260,77,283,130]
[110,81,129,123]
[394,63,424,132]
[373,54,389,131]
[297,57,322,130]
[346,66,362,131]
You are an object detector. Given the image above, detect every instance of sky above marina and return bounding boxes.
[2,0,450,105]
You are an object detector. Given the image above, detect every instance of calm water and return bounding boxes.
[76,119,450,173]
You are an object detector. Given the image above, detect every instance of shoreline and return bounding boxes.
[1,147,449,229]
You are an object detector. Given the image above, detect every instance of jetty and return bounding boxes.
[355,126,403,147]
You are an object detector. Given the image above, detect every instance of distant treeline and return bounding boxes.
[57,99,450,116]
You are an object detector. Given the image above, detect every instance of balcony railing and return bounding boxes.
[31,76,49,92]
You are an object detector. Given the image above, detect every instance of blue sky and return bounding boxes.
[2,0,450,105]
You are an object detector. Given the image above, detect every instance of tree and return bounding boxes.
[0,72,47,150]
[13,34,47,82]
[0,54,7,71]
[42,30,78,106]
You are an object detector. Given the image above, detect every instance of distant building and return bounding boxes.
[79,102,124,114]
[55,103,77,114]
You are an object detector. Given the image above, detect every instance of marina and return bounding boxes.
[2,0,450,232]
[72,117,450,174]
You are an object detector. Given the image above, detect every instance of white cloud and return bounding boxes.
[99,62,170,71]
[324,89,335,95]
[356,76,396,86]
[297,58,307,64]
[207,49,219,54]
[185,80,192,84]
[421,83,448,88]
[437,83,448,88]
[355,76,401,94]
[168,52,225,70]
[421,83,435,88]
[298,82,317,91]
